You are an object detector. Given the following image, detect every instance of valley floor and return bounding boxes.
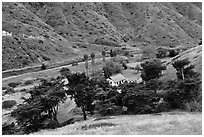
[32,111,202,135]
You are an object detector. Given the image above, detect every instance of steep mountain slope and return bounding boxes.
[2,2,202,70]
[2,3,79,70]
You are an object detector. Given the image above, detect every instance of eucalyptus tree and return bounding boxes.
[84,54,89,76]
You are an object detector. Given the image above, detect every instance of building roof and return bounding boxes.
[110,73,127,83]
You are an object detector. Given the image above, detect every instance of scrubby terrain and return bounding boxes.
[2,2,202,70]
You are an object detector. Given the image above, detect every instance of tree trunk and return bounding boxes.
[85,60,88,76]
[91,59,95,76]
[81,106,87,120]
[181,68,185,80]
[102,56,106,62]
[52,106,59,125]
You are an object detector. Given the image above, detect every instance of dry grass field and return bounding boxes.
[32,111,202,135]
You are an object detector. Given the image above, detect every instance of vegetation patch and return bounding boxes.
[2,100,17,109]
[94,117,114,121]
[8,82,21,88]
[24,80,33,85]
[81,122,116,130]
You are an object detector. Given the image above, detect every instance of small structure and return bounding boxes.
[107,73,127,86]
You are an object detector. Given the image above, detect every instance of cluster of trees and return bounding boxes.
[156,48,179,58]
[6,52,201,135]
[142,45,179,59]
[11,77,67,134]
[83,49,122,77]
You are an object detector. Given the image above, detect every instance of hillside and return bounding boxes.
[32,112,202,135]
[2,2,202,70]
[162,45,202,81]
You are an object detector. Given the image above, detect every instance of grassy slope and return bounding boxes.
[32,112,202,135]
[161,45,202,81]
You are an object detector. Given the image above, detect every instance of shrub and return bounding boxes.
[2,86,7,90]
[184,100,202,112]
[59,67,71,77]
[41,63,47,70]
[156,49,167,58]
[2,122,16,135]
[24,80,33,85]
[42,55,51,61]
[4,87,15,94]
[169,49,178,57]
[2,100,17,109]
[124,51,129,56]
[8,82,21,88]
[96,102,122,116]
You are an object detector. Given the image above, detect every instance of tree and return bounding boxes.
[199,39,202,45]
[121,82,163,114]
[141,58,166,82]
[65,73,96,120]
[90,52,95,76]
[102,50,106,62]
[135,64,142,73]
[59,67,71,77]
[103,61,122,78]
[11,78,67,134]
[84,54,89,76]
[169,49,178,57]
[172,58,197,80]
[156,48,167,58]
[110,49,114,57]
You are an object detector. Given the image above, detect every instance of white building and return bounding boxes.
[107,73,127,86]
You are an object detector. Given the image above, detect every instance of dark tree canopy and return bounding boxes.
[11,78,66,134]
[103,61,122,78]
[172,58,198,80]
[141,58,166,81]
[59,67,71,77]
[65,73,96,120]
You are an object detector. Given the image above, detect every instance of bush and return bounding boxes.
[24,80,33,85]
[184,100,202,112]
[41,63,47,70]
[2,122,16,135]
[8,82,21,88]
[2,86,8,90]
[42,55,51,61]
[2,100,17,109]
[96,102,122,116]
[4,87,15,94]
[59,67,71,77]
[169,49,178,57]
